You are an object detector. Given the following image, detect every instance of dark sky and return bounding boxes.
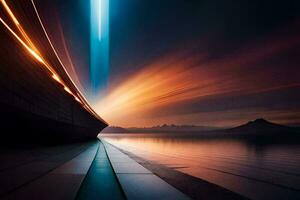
[37,0,300,127]
[109,0,300,80]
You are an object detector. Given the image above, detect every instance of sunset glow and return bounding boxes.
[1,1,299,200]
[95,29,300,127]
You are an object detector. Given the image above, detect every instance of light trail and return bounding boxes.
[1,0,40,54]
[0,18,46,66]
[0,1,106,123]
[64,86,73,95]
[75,96,81,103]
[1,0,19,25]
[30,0,105,122]
[98,0,102,40]
[52,74,62,84]
[90,0,109,94]
[94,39,300,127]
[57,20,85,94]
[0,17,78,100]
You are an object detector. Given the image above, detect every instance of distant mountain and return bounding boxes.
[101,124,218,133]
[223,118,300,139]
[127,124,218,133]
[101,126,130,133]
[101,119,300,140]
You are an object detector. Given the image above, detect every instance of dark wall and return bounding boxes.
[0,16,107,145]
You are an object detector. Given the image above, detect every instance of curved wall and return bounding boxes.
[0,19,107,144]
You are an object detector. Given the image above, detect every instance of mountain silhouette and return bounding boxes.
[101,126,130,133]
[100,119,300,141]
[101,124,218,133]
[225,118,299,139]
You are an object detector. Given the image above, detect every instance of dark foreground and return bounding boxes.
[0,140,122,200]
[0,139,190,200]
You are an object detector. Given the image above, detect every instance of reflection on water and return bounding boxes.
[101,133,300,200]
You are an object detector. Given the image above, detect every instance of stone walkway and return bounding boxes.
[102,140,190,200]
[0,139,191,200]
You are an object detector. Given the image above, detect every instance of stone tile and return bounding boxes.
[76,142,125,200]
[117,174,190,200]
[53,144,98,175]
[101,140,190,200]
[109,156,135,163]
[1,142,98,199]
[4,174,84,200]
[111,162,152,174]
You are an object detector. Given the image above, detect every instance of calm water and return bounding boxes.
[101,133,300,200]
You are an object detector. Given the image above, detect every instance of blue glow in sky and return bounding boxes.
[90,0,109,97]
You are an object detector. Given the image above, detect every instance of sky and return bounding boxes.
[37,0,300,127]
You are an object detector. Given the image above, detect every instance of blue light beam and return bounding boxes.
[90,0,109,97]
[98,0,102,40]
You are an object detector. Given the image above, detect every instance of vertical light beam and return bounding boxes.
[98,0,102,40]
[90,0,109,98]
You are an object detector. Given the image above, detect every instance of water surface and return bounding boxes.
[101,133,300,200]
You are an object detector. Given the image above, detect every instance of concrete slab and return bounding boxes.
[109,156,135,163]
[101,140,190,200]
[76,142,125,200]
[0,142,93,196]
[111,162,152,174]
[3,142,99,200]
[53,146,97,175]
[117,174,190,200]
[4,174,84,200]
[103,143,152,174]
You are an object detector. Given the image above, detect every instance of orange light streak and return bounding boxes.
[0,17,45,64]
[94,55,225,125]
[1,0,40,54]
[1,0,19,25]
[52,73,62,84]
[30,0,105,123]
[64,86,73,95]
[94,44,300,127]
[0,17,58,78]
[0,17,68,92]
[0,2,105,123]
[75,96,82,103]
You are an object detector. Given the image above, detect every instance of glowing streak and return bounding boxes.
[0,16,59,84]
[0,17,63,90]
[64,86,73,95]
[31,0,79,88]
[0,17,77,112]
[90,0,109,94]
[31,0,105,122]
[99,0,102,40]
[75,96,81,103]
[1,0,40,54]
[0,18,45,64]
[57,21,85,92]
[52,74,62,84]
[1,0,19,25]
[0,0,106,123]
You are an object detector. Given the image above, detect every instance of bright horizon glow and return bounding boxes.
[94,43,300,127]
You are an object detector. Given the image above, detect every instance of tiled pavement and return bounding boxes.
[0,139,190,200]
[102,140,190,200]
